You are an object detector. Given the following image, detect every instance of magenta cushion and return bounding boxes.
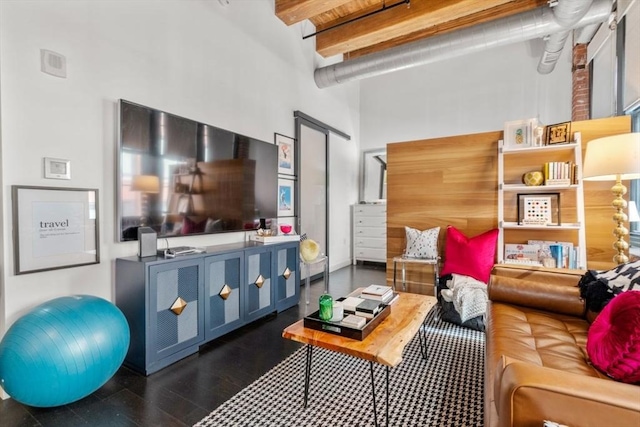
[587,291,640,384]
[440,226,498,283]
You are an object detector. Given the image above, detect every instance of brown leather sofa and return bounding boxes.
[485,265,640,427]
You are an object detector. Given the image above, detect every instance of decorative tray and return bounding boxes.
[303,304,390,341]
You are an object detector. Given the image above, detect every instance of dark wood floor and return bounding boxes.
[0,263,386,427]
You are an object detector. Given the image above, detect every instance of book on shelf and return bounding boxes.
[341,314,366,329]
[504,241,579,269]
[543,161,577,185]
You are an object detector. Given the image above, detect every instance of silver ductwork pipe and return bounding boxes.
[314,0,612,88]
[538,0,594,75]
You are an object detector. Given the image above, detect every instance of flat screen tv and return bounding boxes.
[117,99,278,241]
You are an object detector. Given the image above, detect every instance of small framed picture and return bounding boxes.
[275,133,295,176]
[546,122,571,145]
[278,178,295,217]
[44,157,71,180]
[517,193,560,226]
[503,120,531,149]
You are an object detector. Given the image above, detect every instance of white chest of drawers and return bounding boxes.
[352,204,387,264]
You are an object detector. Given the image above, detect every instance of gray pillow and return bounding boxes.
[404,226,439,259]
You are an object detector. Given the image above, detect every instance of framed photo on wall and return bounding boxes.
[277,178,295,217]
[12,186,100,275]
[517,193,560,226]
[275,133,295,176]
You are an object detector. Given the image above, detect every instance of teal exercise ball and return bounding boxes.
[0,295,130,407]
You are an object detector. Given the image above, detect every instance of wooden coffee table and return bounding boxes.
[282,290,437,427]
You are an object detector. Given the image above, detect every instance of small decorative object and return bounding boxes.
[522,170,544,186]
[256,228,273,236]
[280,224,293,234]
[0,295,129,407]
[300,239,320,262]
[546,122,571,145]
[331,302,344,322]
[275,133,295,176]
[517,193,560,226]
[504,120,531,149]
[318,294,333,321]
[533,124,545,147]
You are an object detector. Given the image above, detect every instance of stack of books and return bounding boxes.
[359,284,398,305]
[339,296,385,319]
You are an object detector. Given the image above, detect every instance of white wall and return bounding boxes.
[360,39,573,150]
[0,1,360,327]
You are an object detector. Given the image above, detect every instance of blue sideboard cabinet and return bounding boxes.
[116,241,299,375]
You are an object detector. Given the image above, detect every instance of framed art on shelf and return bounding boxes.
[12,185,100,275]
[503,120,531,149]
[275,133,295,176]
[546,122,571,145]
[517,193,560,226]
[278,178,295,217]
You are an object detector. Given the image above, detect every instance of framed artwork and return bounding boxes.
[503,120,531,149]
[517,193,560,226]
[278,178,295,217]
[546,122,571,145]
[275,133,295,176]
[12,186,100,275]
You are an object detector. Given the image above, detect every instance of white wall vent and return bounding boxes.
[40,49,67,78]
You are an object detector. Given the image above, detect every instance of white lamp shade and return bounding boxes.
[630,201,640,223]
[583,133,640,181]
[131,175,160,193]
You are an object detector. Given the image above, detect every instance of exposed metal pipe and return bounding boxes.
[537,0,594,75]
[314,0,612,88]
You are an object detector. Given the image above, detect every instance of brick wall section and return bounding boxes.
[572,43,590,121]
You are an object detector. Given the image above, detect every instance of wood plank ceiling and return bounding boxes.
[276,0,548,60]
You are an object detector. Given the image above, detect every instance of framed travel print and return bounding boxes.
[503,120,531,149]
[517,193,560,226]
[275,133,295,176]
[12,186,100,275]
[546,122,571,145]
[278,178,295,217]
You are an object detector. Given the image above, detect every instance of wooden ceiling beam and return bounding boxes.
[275,0,355,26]
[316,0,515,58]
[343,0,547,59]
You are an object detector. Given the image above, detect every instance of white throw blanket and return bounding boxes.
[440,274,488,322]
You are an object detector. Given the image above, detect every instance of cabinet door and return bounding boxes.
[149,258,204,367]
[204,251,244,341]
[245,246,275,321]
[274,242,300,312]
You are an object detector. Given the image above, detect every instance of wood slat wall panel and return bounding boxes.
[384,116,632,292]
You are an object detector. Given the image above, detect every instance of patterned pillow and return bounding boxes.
[587,290,640,383]
[440,226,498,284]
[404,226,440,259]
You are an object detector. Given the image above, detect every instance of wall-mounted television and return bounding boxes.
[117,99,277,241]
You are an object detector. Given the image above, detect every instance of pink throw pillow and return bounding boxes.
[440,226,498,283]
[587,291,640,384]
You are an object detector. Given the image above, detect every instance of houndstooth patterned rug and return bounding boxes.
[195,307,484,427]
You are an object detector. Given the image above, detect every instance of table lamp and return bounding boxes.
[583,133,640,264]
[131,174,160,226]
